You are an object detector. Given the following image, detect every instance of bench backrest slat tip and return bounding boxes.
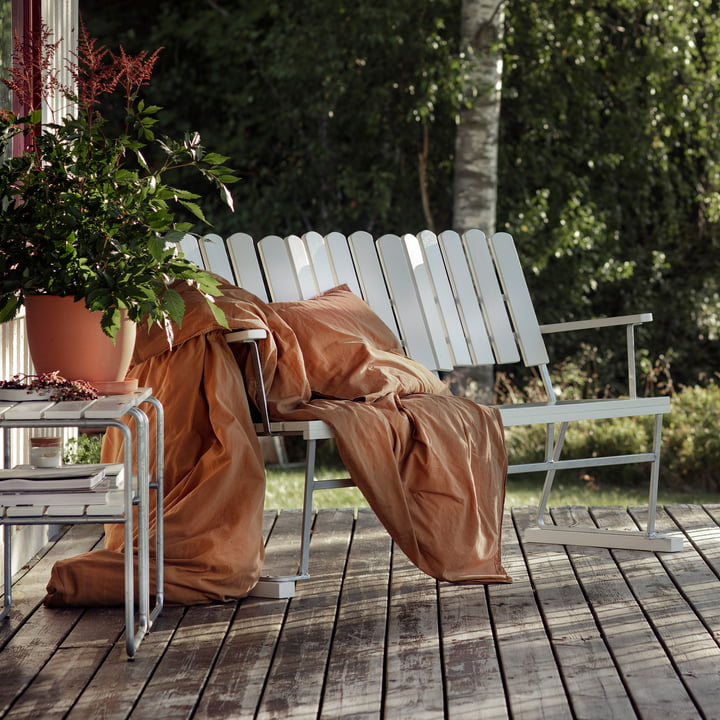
[460,230,521,365]
[226,233,270,301]
[258,234,305,302]
[488,232,550,368]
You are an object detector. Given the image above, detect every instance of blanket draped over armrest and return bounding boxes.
[44,281,510,608]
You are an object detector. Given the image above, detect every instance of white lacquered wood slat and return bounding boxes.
[225,233,269,301]
[376,233,444,371]
[200,234,235,283]
[43,400,99,419]
[2,401,56,419]
[437,230,495,365]
[347,231,402,342]
[286,234,319,299]
[488,232,549,367]
[302,232,336,294]
[461,229,521,364]
[324,232,363,297]
[415,231,473,366]
[401,233,456,369]
[177,234,205,269]
[258,235,303,302]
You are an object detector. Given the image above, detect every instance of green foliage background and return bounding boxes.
[80,0,720,389]
[498,0,720,386]
[82,0,465,240]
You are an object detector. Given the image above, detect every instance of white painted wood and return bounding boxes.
[286,234,319,299]
[325,232,363,296]
[83,390,152,419]
[437,230,495,365]
[523,526,684,552]
[249,579,296,599]
[347,231,402,343]
[376,234,444,371]
[0,402,15,418]
[200,234,235,283]
[258,235,303,301]
[44,400,99,419]
[225,233,269,301]
[497,396,671,426]
[225,329,268,343]
[302,231,336,294]
[415,231,473,366]
[488,232,549,367]
[461,229,520,364]
[540,314,653,334]
[400,233,455,369]
[177,233,205,269]
[3,402,56,420]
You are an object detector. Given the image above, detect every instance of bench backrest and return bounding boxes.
[177,229,550,378]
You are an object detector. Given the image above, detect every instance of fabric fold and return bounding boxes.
[45,281,510,608]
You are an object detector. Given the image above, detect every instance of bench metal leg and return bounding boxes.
[250,437,316,600]
[524,414,683,552]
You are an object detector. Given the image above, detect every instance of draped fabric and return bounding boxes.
[44,281,510,607]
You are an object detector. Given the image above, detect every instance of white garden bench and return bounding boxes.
[178,229,680,596]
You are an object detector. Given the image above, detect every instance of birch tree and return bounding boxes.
[453,0,505,234]
[449,0,505,401]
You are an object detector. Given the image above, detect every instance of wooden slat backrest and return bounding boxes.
[401,233,458,369]
[258,235,304,301]
[436,230,495,365]
[177,234,205,269]
[415,230,473,366]
[226,232,269,301]
[302,231,337,294]
[200,234,235,283]
[285,234,320,299]
[461,229,521,365]
[376,233,447,371]
[347,231,402,343]
[324,231,363,297]
[488,232,550,367]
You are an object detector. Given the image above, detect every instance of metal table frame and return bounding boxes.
[0,389,164,659]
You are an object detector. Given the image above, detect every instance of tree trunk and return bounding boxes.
[449,0,505,403]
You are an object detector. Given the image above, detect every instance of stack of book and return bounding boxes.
[0,463,125,517]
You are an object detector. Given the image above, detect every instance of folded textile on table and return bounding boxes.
[44,281,510,608]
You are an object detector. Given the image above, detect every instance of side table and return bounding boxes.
[0,388,164,659]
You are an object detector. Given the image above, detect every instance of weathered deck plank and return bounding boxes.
[554,505,700,719]
[255,509,354,719]
[320,508,390,720]
[2,505,720,719]
[512,506,636,720]
[490,510,572,720]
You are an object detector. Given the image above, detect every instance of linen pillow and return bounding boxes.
[271,285,448,401]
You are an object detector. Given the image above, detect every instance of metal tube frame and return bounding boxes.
[0,395,164,659]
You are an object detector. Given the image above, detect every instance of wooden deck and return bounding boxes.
[2,503,720,719]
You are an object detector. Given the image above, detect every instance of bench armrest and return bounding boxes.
[224,328,271,432]
[540,313,653,398]
[225,328,268,343]
[539,313,653,335]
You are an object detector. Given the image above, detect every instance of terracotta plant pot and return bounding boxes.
[24,295,136,383]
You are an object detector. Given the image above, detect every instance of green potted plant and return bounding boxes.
[0,24,236,384]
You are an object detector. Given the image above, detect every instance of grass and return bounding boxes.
[265,464,720,511]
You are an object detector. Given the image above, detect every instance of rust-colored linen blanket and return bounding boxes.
[44,282,510,607]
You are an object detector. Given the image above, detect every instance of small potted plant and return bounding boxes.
[0,23,236,383]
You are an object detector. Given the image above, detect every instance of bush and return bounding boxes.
[504,381,720,493]
[663,384,720,492]
[64,433,103,465]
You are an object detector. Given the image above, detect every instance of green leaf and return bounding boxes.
[179,200,207,222]
[162,287,186,325]
[208,298,229,329]
[0,297,20,323]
